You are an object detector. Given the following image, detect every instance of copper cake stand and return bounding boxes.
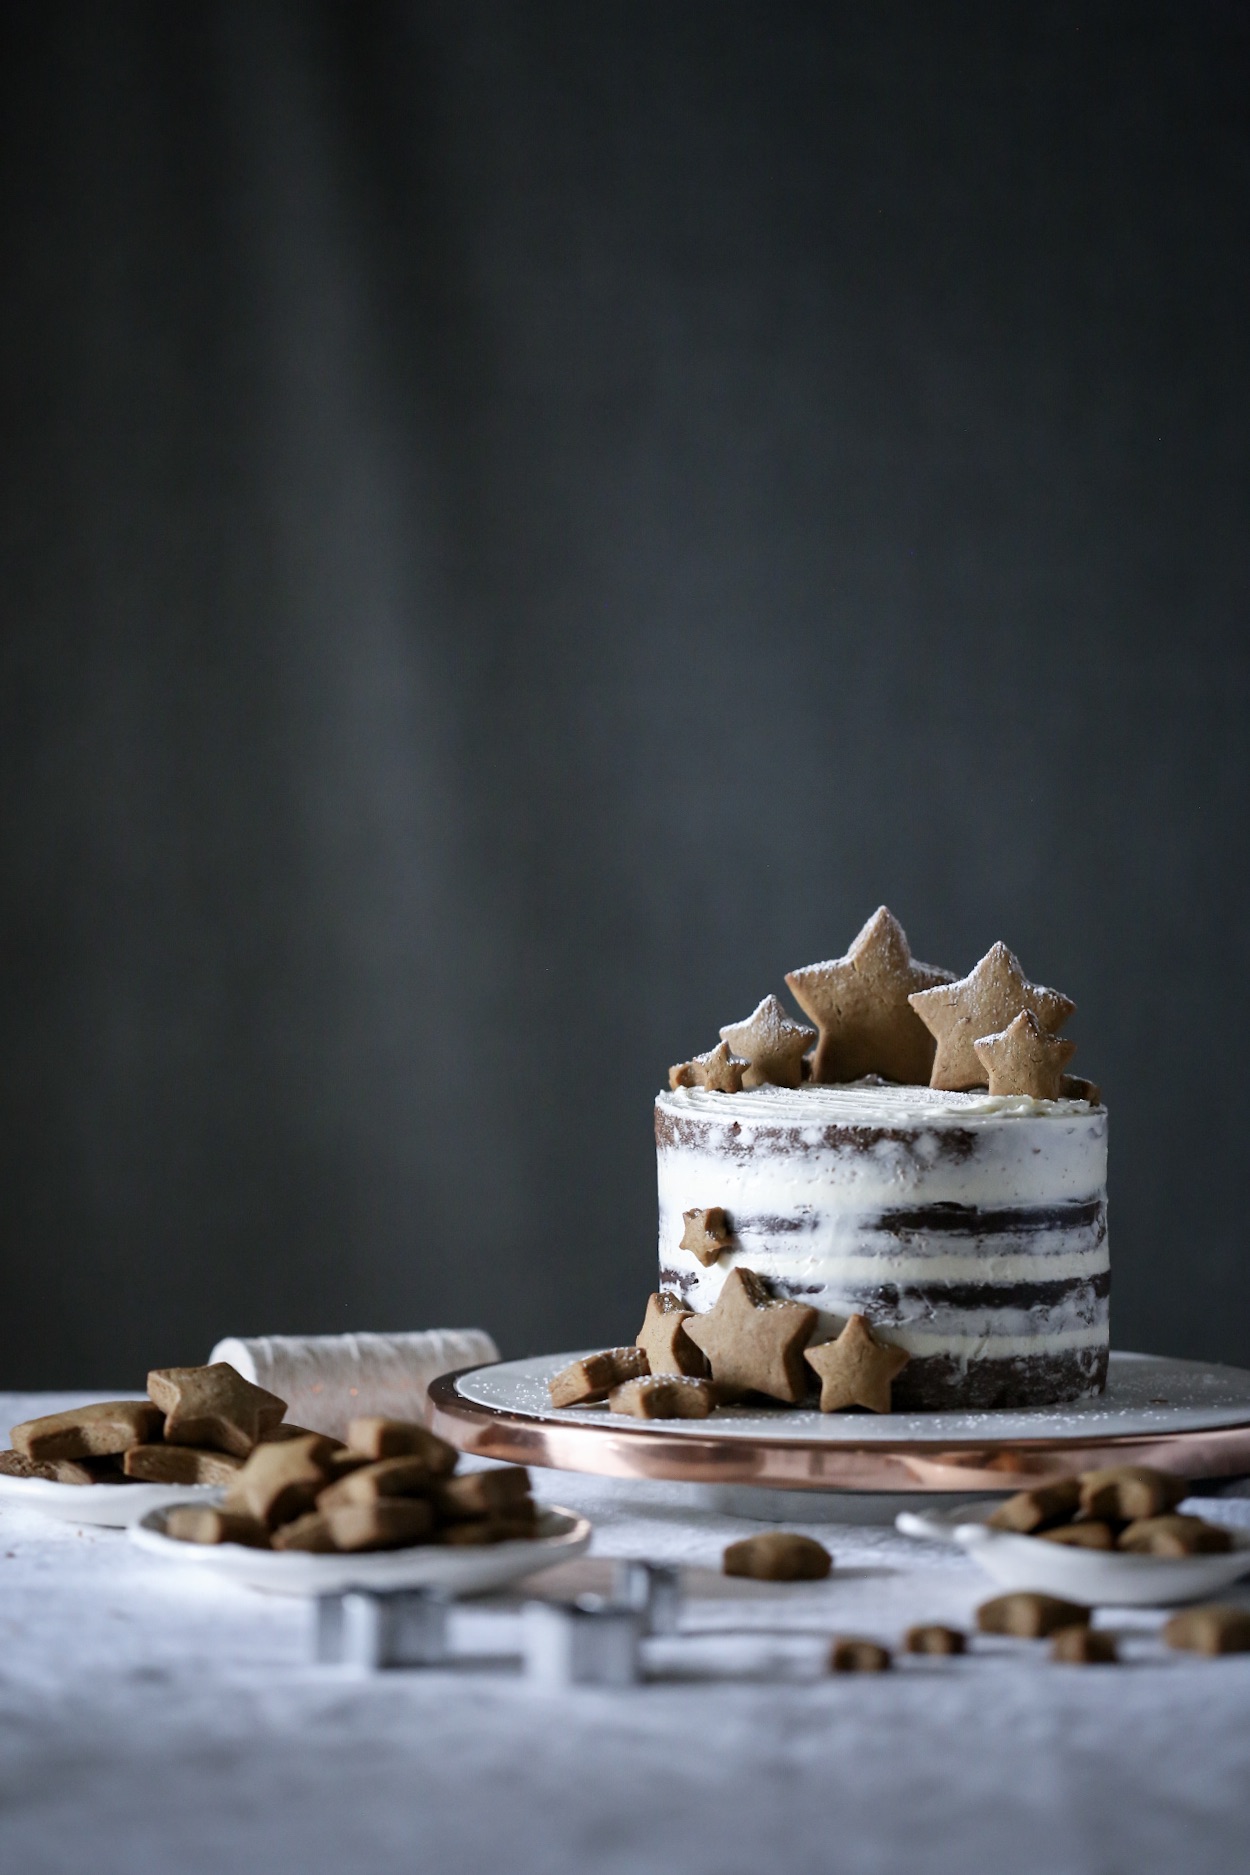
[429,1351,1250,1498]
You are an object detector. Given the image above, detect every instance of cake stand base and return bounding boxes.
[428,1350,1250,1503]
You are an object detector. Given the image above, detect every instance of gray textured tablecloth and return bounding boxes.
[1,1391,1248,1875]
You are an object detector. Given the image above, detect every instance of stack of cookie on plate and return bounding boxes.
[1,1361,536,1554]
[1,1361,294,1486]
[986,1466,1234,1555]
[168,1413,536,1554]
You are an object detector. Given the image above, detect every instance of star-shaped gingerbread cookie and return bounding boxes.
[679,1206,734,1266]
[668,1041,746,1093]
[973,1008,1077,1099]
[147,1362,288,1458]
[683,1267,817,1404]
[908,941,1075,1091]
[786,906,954,1083]
[635,1290,709,1376]
[804,1314,909,1413]
[719,996,815,1089]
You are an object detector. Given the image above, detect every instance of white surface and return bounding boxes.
[458,1348,1250,1443]
[0,1473,217,1527]
[897,1503,1250,1605]
[208,1328,500,1440]
[130,1504,591,1597]
[1,1388,1249,1875]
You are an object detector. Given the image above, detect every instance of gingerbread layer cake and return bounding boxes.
[655,1080,1108,1410]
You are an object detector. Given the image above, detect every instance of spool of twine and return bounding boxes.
[207,1328,499,1441]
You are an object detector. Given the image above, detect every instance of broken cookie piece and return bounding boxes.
[1078,1466,1185,1523]
[344,1418,458,1473]
[986,1480,1082,1534]
[316,1456,437,1512]
[436,1467,533,1520]
[0,1449,127,1484]
[1051,1625,1117,1665]
[608,1375,717,1419]
[123,1445,244,1487]
[1163,1604,1250,1656]
[270,1511,338,1553]
[829,1637,891,1673]
[548,1348,650,1409]
[722,1532,832,1582]
[904,1624,966,1656]
[164,1505,271,1548]
[322,1500,436,1552]
[1116,1514,1232,1556]
[0,1450,62,1481]
[1039,1521,1116,1550]
[11,1400,165,1462]
[976,1592,1090,1639]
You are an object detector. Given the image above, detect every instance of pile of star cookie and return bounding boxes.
[548,1271,909,1418]
[2,1362,538,1553]
[669,904,1097,1103]
[548,1271,901,1419]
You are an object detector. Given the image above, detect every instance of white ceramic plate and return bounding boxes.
[129,1504,593,1597]
[0,1474,219,1528]
[896,1501,1250,1606]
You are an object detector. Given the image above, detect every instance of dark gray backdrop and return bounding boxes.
[2,1,1248,1387]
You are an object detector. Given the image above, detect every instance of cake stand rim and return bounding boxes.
[427,1364,1250,1494]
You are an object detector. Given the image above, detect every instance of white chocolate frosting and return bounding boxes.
[655,1080,1109,1402]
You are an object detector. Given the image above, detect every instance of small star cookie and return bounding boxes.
[146,1363,287,1458]
[635,1290,709,1376]
[973,1008,1076,1099]
[679,1206,734,1267]
[668,1042,746,1093]
[683,1267,817,1404]
[908,942,1075,1092]
[786,906,954,1084]
[719,995,815,1089]
[804,1313,909,1413]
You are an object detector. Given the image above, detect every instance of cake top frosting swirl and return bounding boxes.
[658,1080,1102,1127]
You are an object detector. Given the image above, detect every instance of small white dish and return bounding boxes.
[896,1502,1250,1606]
[129,1504,593,1597]
[0,1473,219,1529]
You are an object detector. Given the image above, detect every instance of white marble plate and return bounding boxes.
[896,1501,1250,1606]
[0,1473,219,1528]
[458,1350,1250,1445]
[129,1504,593,1597]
